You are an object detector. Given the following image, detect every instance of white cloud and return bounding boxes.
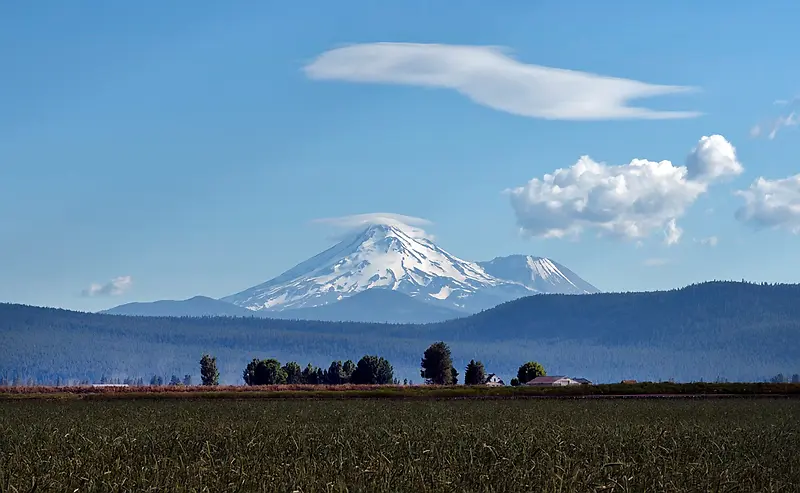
[774,97,799,106]
[304,43,701,120]
[752,97,799,140]
[313,212,432,239]
[643,258,670,267]
[735,174,800,233]
[696,236,719,247]
[664,219,683,245]
[685,135,743,182]
[507,135,743,245]
[82,276,133,297]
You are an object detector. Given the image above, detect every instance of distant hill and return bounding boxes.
[102,296,256,318]
[273,289,465,324]
[102,290,464,323]
[2,281,799,385]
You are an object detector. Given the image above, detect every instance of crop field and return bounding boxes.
[2,381,800,400]
[1,399,798,492]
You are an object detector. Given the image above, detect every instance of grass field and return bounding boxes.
[1,398,799,492]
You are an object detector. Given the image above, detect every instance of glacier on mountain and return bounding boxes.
[222,222,598,314]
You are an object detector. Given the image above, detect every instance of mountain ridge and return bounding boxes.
[4,281,799,384]
[222,223,597,314]
[103,223,599,320]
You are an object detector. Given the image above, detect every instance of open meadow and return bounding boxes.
[1,397,799,492]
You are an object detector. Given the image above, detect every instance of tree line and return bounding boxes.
[195,342,550,387]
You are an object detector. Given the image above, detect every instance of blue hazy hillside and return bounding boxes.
[103,289,465,324]
[1,282,798,384]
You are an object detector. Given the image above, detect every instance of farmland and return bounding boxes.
[2,398,798,491]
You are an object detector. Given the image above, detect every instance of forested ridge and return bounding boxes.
[1,281,798,384]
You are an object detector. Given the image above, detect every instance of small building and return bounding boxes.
[484,374,505,387]
[524,376,581,387]
[573,378,592,385]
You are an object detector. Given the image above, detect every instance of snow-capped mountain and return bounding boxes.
[478,255,599,295]
[222,223,597,314]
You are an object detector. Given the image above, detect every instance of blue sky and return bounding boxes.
[2,1,800,312]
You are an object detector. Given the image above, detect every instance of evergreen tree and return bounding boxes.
[326,361,344,385]
[259,359,287,385]
[200,354,219,386]
[792,374,800,384]
[451,367,459,385]
[183,374,192,386]
[420,341,455,385]
[282,362,302,384]
[464,360,486,385]
[243,359,259,385]
[302,364,320,384]
[169,375,181,386]
[244,358,287,385]
[517,361,546,385]
[351,355,394,384]
[342,360,356,383]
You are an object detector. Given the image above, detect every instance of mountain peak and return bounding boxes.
[221,230,598,314]
[222,224,526,312]
[478,255,599,294]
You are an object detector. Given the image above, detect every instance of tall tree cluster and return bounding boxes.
[242,356,392,385]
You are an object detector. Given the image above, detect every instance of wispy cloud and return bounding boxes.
[751,96,799,140]
[507,135,743,245]
[696,236,719,247]
[643,258,670,267]
[664,219,683,246]
[304,43,701,120]
[81,276,133,297]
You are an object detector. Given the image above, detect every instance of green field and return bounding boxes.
[1,399,798,492]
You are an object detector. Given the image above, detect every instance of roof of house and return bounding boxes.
[485,373,502,381]
[526,375,568,384]
[573,378,592,384]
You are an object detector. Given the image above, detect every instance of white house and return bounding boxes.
[524,376,581,387]
[484,374,505,387]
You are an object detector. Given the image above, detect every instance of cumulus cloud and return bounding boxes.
[735,174,800,233]
[304,43,701,120]
[507,135,743,245]
[313,212,432,239]
[685,135,743,182]
[751,97,799,140]
[82,276,133,297]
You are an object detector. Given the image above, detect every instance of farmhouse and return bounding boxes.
[484,374,505,386]
[524,376,581,387]
[573,378,592,385]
